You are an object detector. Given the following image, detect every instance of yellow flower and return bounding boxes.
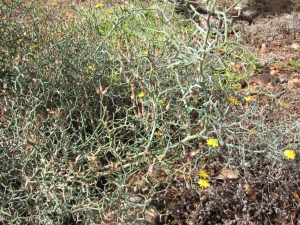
[98,29,104,35]
[142,50,148,55]
[95,3,103,8]
[158,99,165,105]
[137,92,145,98]
[229,97,238,105]
[29,44,38,51]
[157,35,166,41]
[235,84,242,90]
[244,96,251,102]
[198,170,209,179]
[207,138,218,148]
[198,179,210,188]
[154,130,163,137]
[279,101,288,107]
[88,65,95,71]
[284,149,296,160]
[157,154,163,159]
[50,2,58,6]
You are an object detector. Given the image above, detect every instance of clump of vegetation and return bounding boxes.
[289,59,300,70]
[0,0,299,224]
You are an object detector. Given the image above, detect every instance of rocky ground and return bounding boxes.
[240,5,300,121]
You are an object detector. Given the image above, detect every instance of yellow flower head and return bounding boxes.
[88,65,95,71]
[29,44,38,51]
[207,138,218,148]
[235,83,242,90]
[138,92,145,98]
[229,97,238,105]
[158,99,165,105]
[142,50,148,55]
[95,3,103,8]
[284,149,296,160]
[157,35,166,41]
[244,96,251,102]
[98,29,104,35]
[198,170,209,179]
[198,179,210,188]
[50,2,58,6]
[279,101,288,107]
[154,130,163,137]
[157,154,163,159]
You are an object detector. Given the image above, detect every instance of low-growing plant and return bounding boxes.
[289,58,300,70]
[0,0,299,224]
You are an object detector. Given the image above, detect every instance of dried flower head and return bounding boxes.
[130,84,135,90]
[198,170,209,178]
[207,138,218,148]
[88,156,97,163]
[198,179,210,188]
[284,149,296,160]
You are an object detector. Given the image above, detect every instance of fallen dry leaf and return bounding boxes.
[285,186,300,204]
[213,169,239,180]
[244,183,257,201]
[291,192,300,204]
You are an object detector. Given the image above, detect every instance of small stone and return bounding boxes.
[285,14,293,20]
[278,78,288,83]
[291,43,300,49]
[243,10,259,20]
[270,70,278,76]
[264,52,282,62]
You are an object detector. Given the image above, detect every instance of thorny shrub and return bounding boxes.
[0,0,299,224]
